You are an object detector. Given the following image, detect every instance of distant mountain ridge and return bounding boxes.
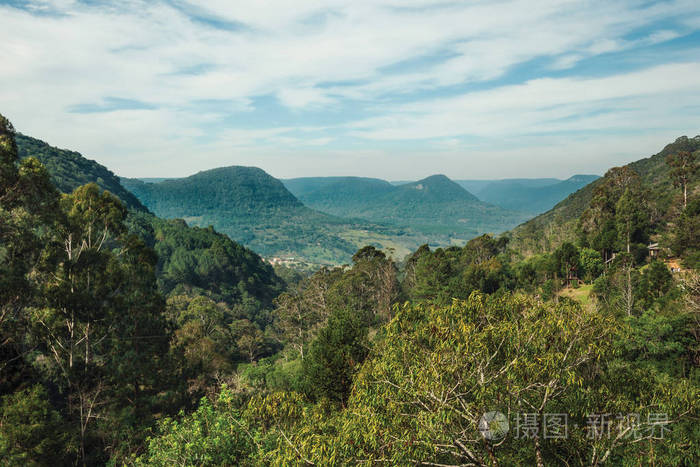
[284,173,528,236]
[475,175,599,214]
[455,178,561,194]
[391,175,599,215]
[122,167,367,263]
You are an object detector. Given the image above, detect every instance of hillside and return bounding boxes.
[16,134,147,211]
[14,132,284,310]
[285,174,529,237]
[122,168,408,264]
[282,177,396,214]
[475,174,599,214]
[509,136,700,256]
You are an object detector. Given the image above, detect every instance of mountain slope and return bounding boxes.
[16,134,147,211]
[14,132,285,309]
[282,176,395,201]
[509,136,700,256]
[122,167,378,264]
[124,166,303,218]
[476,174,599,214]
[286,174,529,237]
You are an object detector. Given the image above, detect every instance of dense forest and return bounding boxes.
[1,113,699,465]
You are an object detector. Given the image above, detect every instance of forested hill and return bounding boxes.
[15,132,284,314]
[122,166,303,217]
[284,173,528,236]
[282,176,395,201]
[16,133,147,211]
[509,135,700,256]
[122,167,368,264]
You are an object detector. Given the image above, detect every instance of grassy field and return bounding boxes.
[339,229,423,261]
[558,284,594,306]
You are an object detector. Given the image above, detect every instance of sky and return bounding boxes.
[1,0,699,180]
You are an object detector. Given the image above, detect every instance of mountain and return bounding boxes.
[122,167,399,264]
[123,166,304,218]
[455,178,561,194]
[285,174,529,237]
[475,174,599,214]
[16,134,147,211]
[282,176,395,201]
[509,136,700,256]
[15,133,284,308]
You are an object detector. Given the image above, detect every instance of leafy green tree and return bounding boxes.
[666,150,698,208]
[1,114,59,391]
[270,293,698,466]
[673,198,700,268]
[271,267,343,360]
[302,307,369,405]
[27,184,172,463]
[169,296,233,395]
[636,260,674,310]
[406,235,511,303]
[0,384,70,465]
[579,166,641,260]
[615,185,649,254]
[231,319,265,363]
[553,242,580,287]
[134,387,256,466]
[579,247,604,282]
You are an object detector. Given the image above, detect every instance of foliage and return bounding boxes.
[16,133,146,211]
[510,135,700,257]
[127,212,285,322]
[301,306,369,405]
[667,150,698,208]
[2,114,699,466]
[134,387,256,466]
[0,384,71,465]
[673,199,700,268]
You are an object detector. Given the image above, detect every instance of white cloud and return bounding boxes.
[0,0,698,178]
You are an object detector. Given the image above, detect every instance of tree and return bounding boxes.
[579,166,641,261]
[231,319,265,363]
[666,150,698,208]
[301,307,369,405]
[28,184,172,463]
[134,387,256,466]
[271,293,698,466]
[553,242,580,287]
[672,199,700,268]
[579,247,603,282]
[615,185,648,254]
[270,266,343,360]
[0,384,70,464]
[0,114,59,390]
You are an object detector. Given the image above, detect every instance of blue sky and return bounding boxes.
[1,0,699,179]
